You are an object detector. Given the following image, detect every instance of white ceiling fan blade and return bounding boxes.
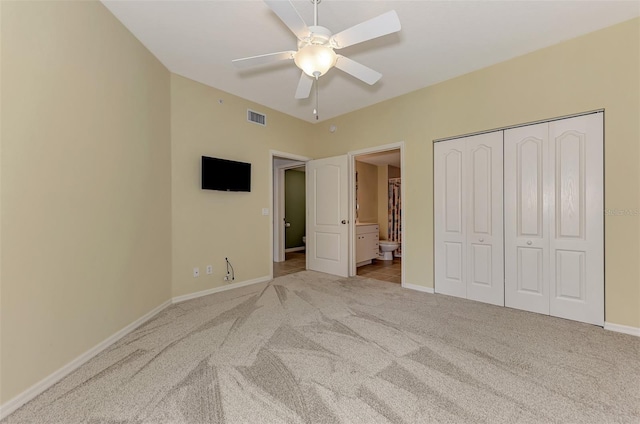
[331,10,401,49]
[232,51,295,69]
[295,72,314,99]
[334,55,382,85]
[264,0,309,41]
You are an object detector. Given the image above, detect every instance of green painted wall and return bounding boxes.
[285,169,306,249]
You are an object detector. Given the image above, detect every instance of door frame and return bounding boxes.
[348,141,406,286]
[270,150,311,273]
[283,164,306,253]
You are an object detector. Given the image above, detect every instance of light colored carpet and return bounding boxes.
[4,271,639,423]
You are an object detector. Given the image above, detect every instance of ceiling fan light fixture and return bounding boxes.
[294,44,337,78]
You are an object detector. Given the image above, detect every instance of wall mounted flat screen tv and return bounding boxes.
[201,156,251,192]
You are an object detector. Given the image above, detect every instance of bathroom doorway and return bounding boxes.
[272,152,310,278]
[351,145,403,284]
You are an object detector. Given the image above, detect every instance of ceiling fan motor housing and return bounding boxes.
[301,25,332,47]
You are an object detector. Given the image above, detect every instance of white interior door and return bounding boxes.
[307,155,349,277]
[548,114,603,326]
[434,139,467,298]
[505,123,551,314]
[465,132,504,306]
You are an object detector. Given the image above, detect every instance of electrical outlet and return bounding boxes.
[206,265,213,275]
[193,267,200,278]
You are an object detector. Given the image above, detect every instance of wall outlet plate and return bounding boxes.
[193,267,200,277]
[206,265,213,275]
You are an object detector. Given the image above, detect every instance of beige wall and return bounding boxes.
[355,161,378,224]
[0,0,4,404]
[1,1,172,403]
[311,18,640,328]
[388,165,400,179]
[170,74,313,298]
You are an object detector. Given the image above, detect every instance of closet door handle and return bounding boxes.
[479,238,484,243]
[527,240,532,245]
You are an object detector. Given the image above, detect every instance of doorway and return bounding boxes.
[277,166,307,277]
[271,144,405,283]
[349,143,405,285]
[271,151,310,278]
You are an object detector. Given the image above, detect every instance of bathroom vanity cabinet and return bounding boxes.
[356,223,379,266]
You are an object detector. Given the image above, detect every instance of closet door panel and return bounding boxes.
[434,140,467,298]
[549,114,603,326]
[517,247,544,293]
[505,123,550,314]
[466,132,504,306]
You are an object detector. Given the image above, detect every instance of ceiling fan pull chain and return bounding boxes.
[314,75,319,120]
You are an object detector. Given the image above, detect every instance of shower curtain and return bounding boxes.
[388,178,401,257]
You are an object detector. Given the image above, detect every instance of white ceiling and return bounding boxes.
[102,1,639,123]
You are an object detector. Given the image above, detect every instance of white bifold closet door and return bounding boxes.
[434,131,504,306]
[505,113,603,325]
[504,122,550,314]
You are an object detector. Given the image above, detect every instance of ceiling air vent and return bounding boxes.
[247,109,266,127]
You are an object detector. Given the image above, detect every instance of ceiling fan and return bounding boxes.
[232,0,401,101]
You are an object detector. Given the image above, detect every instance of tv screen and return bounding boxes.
[201,156,251,192]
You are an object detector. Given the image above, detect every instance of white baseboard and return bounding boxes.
[402,282,435,294]
[172,275,272,304]
[604,322,640,337]
[0,299,172,420]
[284,246,305,253]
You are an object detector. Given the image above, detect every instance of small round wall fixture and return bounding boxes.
[329,125,337,133]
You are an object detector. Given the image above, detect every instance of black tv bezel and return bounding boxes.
[201,156,251,192]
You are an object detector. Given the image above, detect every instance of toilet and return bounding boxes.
[378,240,399,261]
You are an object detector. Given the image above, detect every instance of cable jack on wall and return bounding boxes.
[224,257,235,282]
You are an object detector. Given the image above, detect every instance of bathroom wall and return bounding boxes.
[377,164,400,240]
[284,169,305,249]
[355,161,378,223]
[377,165,389,239]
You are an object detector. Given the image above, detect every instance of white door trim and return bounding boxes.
[348,141,405,286]
[270,150,311,274]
